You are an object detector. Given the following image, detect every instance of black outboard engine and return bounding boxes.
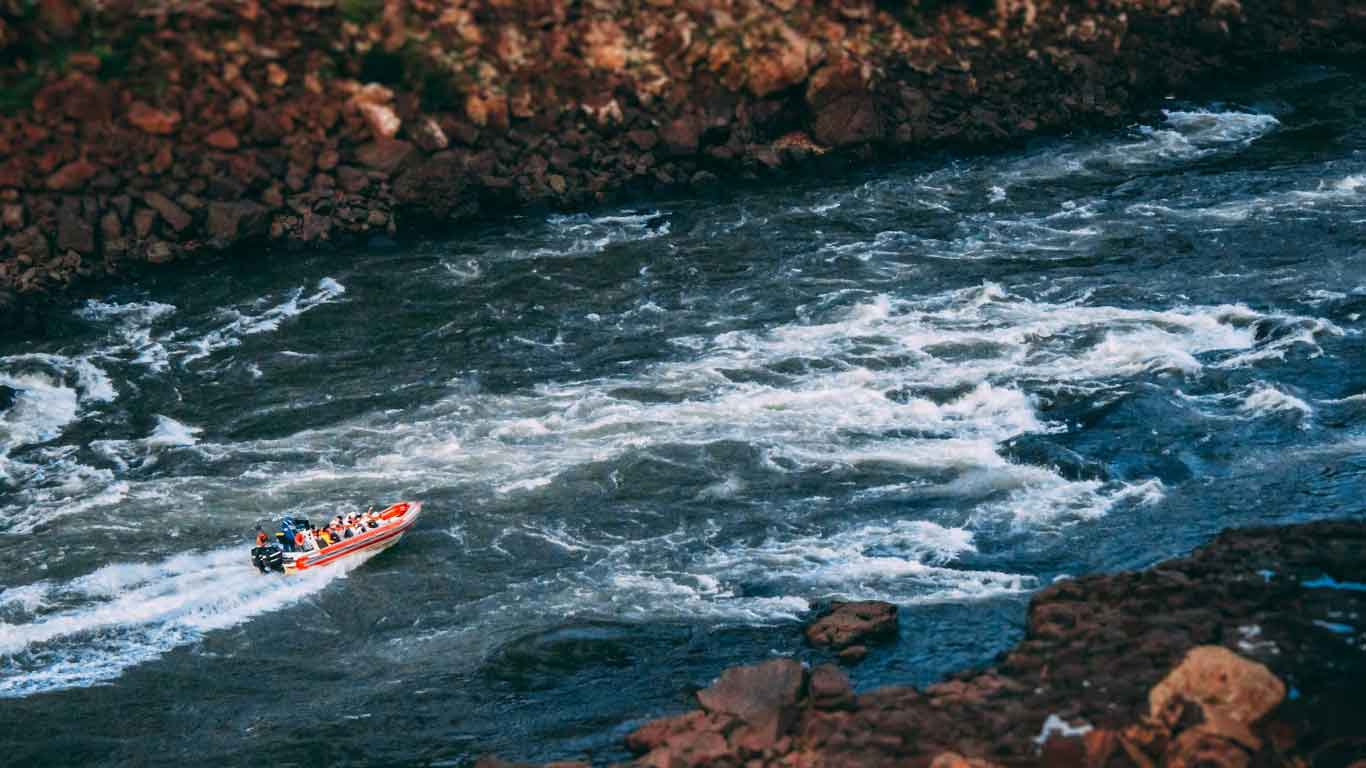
[251,544,285,574]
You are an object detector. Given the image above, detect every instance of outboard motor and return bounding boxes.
[251,544,285,574]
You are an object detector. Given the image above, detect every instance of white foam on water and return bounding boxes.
[77,299,178,372]
[697,519,1030,606]
[1240,383,1313,421]
[0,547,352,698]
[513,210,671,259]
[998,110,1279,187]
[145,416,203,448]
[179,278,346,367]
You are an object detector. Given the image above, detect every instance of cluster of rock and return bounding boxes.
[480,519,1366,766]
[2,0,1364,318]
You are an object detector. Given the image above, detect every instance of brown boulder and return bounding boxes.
[1149,646,1285,726]
[355,140,415,175]
[205,201,269,243]
[696,658,805,745]
[393,154,476,221]
[358,101,401,140]
[55,197,94,254]
[806,60,883,148]
[747,39,811,98]
[807,664,854,710]
[46,160,99,191]
[805,601,898,650]
[127,102,181,135]
[659,115,702,157]
[411,117,449,152]
[205,129,240,150]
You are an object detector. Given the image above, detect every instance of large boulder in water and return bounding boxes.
[805,600,898,650]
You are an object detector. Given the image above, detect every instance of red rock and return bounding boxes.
[747,41,810,98]
[127,102,181,135]
[2,204,24,230]
[1148,646,1285,726]
[696,658,805,744]
[355,140,415,175]
[808,664,854,710]
[46,160,98,191]
[625,710,716,755]
[806,60,883,148]
[805,601,898,649]
[358,102,401,140]
[659,115,702,157]
[206,129,240,150]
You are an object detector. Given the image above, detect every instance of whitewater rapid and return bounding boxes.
[1,97,1363,710]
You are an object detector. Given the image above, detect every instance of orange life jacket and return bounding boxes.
[255,532,267,546]
[295,531,306,546]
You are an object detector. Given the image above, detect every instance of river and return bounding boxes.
[2,66,1364,766]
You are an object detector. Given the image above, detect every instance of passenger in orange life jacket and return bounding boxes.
[255,528,268,547]
[294,530,307,551]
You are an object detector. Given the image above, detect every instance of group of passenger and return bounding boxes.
[254,508,382,553]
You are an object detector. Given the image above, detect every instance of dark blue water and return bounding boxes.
[1,66,1364,766]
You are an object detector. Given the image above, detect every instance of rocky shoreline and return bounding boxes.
[2,0,1365,329]
[480,519,1366,767]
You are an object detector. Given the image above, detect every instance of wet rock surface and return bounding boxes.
[0,0,1363,321]
[491,520,1366,766]
[804,600,899,653]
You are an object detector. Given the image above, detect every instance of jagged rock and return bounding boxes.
[127,102,181,135]
[805,601,898,649]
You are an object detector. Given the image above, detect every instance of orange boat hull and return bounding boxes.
[283,501,422,573]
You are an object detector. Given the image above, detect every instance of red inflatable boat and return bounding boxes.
[281,501,422,573]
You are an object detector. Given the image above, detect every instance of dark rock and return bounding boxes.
[806,601,898,650]
[206,201,269,243]
[393,155,477,221]
[55,197,94,254]
[355,139,415,175]
[660,114,702,156]
[142,192,192,233]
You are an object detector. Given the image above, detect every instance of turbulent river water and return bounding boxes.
[3,67,1366,766]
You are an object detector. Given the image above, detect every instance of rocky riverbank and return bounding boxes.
[1,0,1364,325]
[479,519,1366,767]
